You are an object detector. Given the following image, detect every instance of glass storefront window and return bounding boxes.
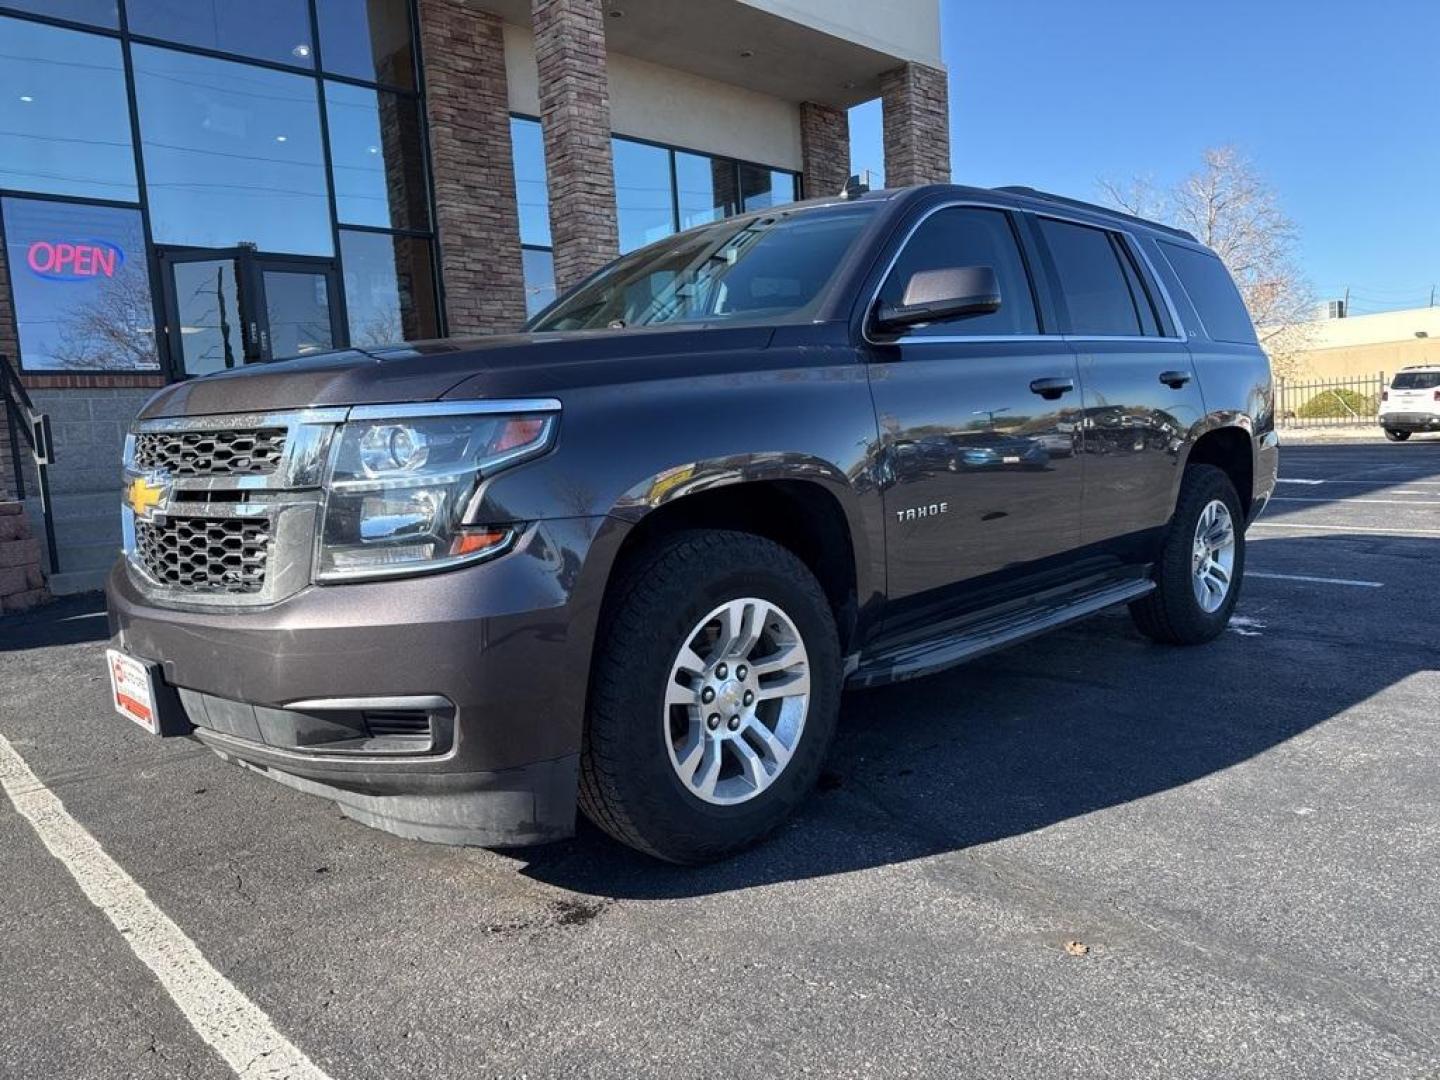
[126,0,315,68]
[0,0,118,27]
[133,46,332,256]
[2,197,158,371]
[740,164,799,212]
[510,118,551,248]
[317,0,415,88]
[325,82,428,230]
[0,18,137,201]
[613,138,675,253]
[675,152,737,231]
[339,229,437,345]
[522,248,556,319]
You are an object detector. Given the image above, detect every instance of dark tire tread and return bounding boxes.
[578,530,839,864]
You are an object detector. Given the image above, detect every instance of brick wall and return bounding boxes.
[532,0,619,291]
[800,101,851,200]
[880,62,951,187]
[0,501,48,613]
[417,0,528,335]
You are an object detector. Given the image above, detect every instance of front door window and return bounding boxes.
[160,249,342,377]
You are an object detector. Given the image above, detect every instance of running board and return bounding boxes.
[848,578,1155,689]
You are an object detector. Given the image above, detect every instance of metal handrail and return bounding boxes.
[0,354,59,574]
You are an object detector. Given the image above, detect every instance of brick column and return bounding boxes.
[0,244,26,503]
[532,0,619,291]
[880,63,951,187]
[417,0,527,334]
[799,102,850,200]
[0,501,48,612]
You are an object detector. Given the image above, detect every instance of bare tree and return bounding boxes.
[1101,146,1314,377]
[48,265,161,372]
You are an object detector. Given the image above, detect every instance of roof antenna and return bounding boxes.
[839,171,871,199]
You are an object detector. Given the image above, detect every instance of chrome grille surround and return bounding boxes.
[133,427,287,477]
[122,409,346,608]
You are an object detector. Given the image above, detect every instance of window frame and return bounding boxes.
[0,0,442,376]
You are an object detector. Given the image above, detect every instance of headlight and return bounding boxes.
[316,405,557,581]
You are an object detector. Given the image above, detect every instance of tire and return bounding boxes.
[1129,464,1245,646]
[1384,429,1411,442]
[579,530,841,863]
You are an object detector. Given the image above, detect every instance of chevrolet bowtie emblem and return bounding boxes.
[125,474,169,519]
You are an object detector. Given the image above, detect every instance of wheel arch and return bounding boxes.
[1179,419,1256,516]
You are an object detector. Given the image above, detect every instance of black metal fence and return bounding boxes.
[1276,371,1387,428]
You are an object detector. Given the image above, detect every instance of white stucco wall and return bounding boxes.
[502,23,803,171]
[737,0,943,66]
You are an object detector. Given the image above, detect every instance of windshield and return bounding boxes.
[529,204,877,332]
[1392,371,1440,390]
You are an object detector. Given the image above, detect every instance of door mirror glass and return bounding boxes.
[875,265,1002,331]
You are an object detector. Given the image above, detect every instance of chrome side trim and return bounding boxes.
[283,695,453,712]
[347,398,562,421]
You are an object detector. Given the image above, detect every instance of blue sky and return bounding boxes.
[849,0,1440,315]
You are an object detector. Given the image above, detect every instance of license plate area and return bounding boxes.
[106,648,189,736]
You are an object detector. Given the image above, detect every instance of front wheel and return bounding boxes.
[579,530,840,863]
[1130,464,1245,645]
[1384,429,1411,442]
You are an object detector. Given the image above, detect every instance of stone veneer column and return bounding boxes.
[531,0,619,291]
[799,102,851,200]
[417,0,527,334]
[879,62,951,187]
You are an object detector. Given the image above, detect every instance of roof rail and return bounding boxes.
[993,185,1198,243]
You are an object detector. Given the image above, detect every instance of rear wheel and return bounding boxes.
[579,530,840,863]
[1384,429,1411,442]
[1130,464,1245,645]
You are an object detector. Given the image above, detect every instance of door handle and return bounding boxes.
[1029,377,1075,400]
[1159,370,1192,389]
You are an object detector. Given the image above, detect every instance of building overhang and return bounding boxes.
[480,0,941,108]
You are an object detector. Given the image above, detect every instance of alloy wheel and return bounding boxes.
[1191,499,1237,613]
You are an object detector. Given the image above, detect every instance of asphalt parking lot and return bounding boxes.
[2,438,1438,1080]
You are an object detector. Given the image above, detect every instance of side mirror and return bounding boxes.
[874,265,1002,332]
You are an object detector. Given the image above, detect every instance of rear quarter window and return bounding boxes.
[1158,241,1257,345]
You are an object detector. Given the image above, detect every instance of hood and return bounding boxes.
[137,326,776,419]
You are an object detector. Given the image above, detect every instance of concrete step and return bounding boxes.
[48,568,110,596]
[44,490,121,522]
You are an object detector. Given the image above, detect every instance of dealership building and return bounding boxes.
[0,0,948,598]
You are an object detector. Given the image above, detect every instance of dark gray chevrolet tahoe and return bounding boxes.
[106,184,1279,863]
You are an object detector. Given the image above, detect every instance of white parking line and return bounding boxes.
[1247,571,1383,588]
[1252,522,1440,537]
[1270,496,1440,506]
[0,734,333,1080]
[1278,478,1440,487]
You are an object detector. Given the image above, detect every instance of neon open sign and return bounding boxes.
[26,239,126,281]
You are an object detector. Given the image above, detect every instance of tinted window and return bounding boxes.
[879,207,1039,336]
[126,0,315,67]
[740,164,798,212]
[675,152,737,230]
[134,46,332,255]
[533,206,874,332]
[510,117,550,248]
[1038,218,1145,336]
[1392,371,1440,390]
[316,0,415,87]
[340,229,437,344]
[1158,241,1257,344]
[614,138,675,253]
[0,18,137,201]
[0,0,118,26]
[2,197,158,371]
[325,82,428,229]
[1114,238,1164,336]
[522,248,556,318]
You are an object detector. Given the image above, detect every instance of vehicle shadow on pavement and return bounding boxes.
[516,529,1438,899]
[0,592,108,651]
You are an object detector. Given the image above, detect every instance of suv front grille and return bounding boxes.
[134,516,271,594]
[133,428,287,477]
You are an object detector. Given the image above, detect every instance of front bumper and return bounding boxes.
[1379,412,1440,432]
[106,516,621,846]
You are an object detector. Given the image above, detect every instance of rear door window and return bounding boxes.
[879,207,1039,336]
[1036,218,1150,337]
[1157,241,1257,344]
[1392,371,1440,390]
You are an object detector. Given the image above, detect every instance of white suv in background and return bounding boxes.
[1380,365,1440,442]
